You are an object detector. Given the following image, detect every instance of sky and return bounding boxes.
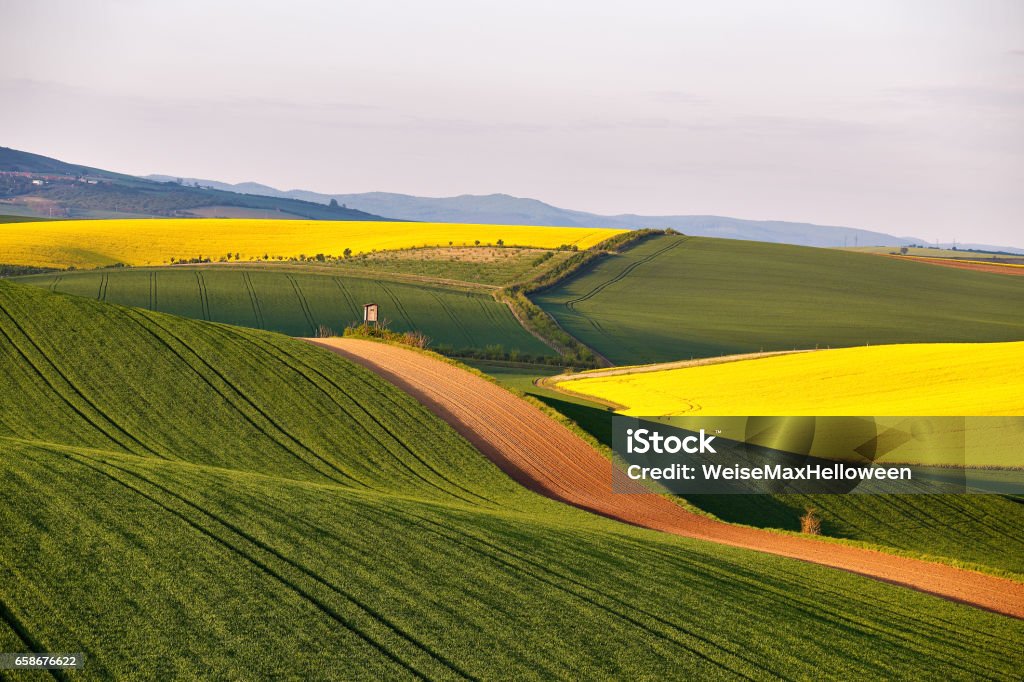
[1,0,1022,245]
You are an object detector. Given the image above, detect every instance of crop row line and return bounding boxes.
[393,506,766,679]
[148,271,157,311]
[240,331,497,507]
[241,272,265,329]
[286,275,317,335]
[615,532,1016,675]
[0,596,65,682]
[332,277,360,322]
[68,452,472,681]
[0,300,165,458]
[379,283,416,330]
[426,290,476,348]
[194,271,211,321]
[564,237,686,311]
[121,309,372,489]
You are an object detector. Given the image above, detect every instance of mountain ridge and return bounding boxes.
[147,174,1024,253]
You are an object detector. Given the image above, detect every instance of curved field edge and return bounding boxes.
[552,341,1024,419]
[524,355,1024,576]
[308,338,1024,618]
[0,218,626,269]
[532,235,1024,365]
[1,281,1022,677]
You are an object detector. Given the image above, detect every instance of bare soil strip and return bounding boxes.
[888,255,1024,276]
[307,338,1024,619]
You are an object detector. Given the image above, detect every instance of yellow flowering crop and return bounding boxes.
[558,342,1024,417]
[0,219,625,269]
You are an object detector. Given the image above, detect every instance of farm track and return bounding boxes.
[242,272,265,328]
[427,289,477,348]
[286,275,316,335]
[308,338,1024,620]
[194,271,211,321]
[564,237,686,312]
[332,277,360,321]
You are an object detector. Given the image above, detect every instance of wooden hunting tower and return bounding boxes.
[363,303,379,326]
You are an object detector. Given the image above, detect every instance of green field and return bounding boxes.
[15,266,555,357]
[333,246,575,286]
[534,235,1024,364]
[2,280,1021,678]
[473,362,1024,576]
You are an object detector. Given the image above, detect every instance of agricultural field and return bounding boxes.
[556,341,1024,418]
[3,281,1021,677]
[550,343,1024,575]
[14,266,555,357]
[0,218,623,269]
[335,246,575,286]
[534,235,1024,365]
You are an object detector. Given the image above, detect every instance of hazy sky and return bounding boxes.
[1,0,1022,244]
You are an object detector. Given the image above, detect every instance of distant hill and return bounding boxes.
[139,175,932,250]
[154,175,1024,253]
[0,147,388,222]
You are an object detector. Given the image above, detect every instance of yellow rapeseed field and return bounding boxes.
[0,219,625,269]
[558,342,1024,417]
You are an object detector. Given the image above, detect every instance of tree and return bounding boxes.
[343,248,352,258]
[497,239,504,247]
[474,239,481,246]
[329,198,339,208]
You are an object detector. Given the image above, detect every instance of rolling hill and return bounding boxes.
[533,235,1024,365]
[14,266,556,357]
[0,147,386,221]
[149,176,934,249]
[2,280,1022,678]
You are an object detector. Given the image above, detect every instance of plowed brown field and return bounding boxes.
[307,337,1024,619]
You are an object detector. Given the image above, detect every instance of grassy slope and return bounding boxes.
[334,247,575,286]
[14,267,554,357]
[0,218,622,269]
[453,362,1024,577]
[534,235,1024,365]
[1,282,1021,679]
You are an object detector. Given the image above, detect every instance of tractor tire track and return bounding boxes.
[311,338,1024,620]
[379,283,415,330]
[194,271,210,321]
[210,327,494,508]
[425,290,476,348]
[122,310,373,490]
[287,275,317,335]
[58,452,450,681]
[242,272,265,329]
[332,277,360,322]
[565,237,685,311]
[0,301,167,459]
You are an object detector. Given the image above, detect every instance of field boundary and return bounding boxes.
[308,337,1024,619]
[496,229,673,367]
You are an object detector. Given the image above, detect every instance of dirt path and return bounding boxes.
[885,255,1024,276]
[307,337,1024,619]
